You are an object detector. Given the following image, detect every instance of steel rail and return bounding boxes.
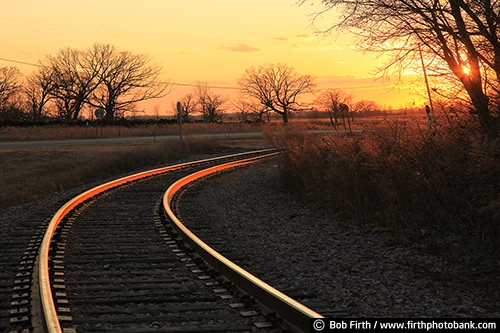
[163,152,324,333]
[37,149,275,333]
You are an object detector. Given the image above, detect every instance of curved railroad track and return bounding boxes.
[8,149,322,333]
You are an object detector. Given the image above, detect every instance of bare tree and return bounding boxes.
[232,97,269,123]
[175,93,197,122]
[23,66,56,120]
[39,44,168,121]
[153,104,161,121]
[353,100,380,115]
[301,0,500,131]
[42,46,103,120]
[87,44,169,120]
[0,67,23,108]
[0,67,25,120]
[239,63,315,123]
[194,82,227,123]
[315,89,353,132]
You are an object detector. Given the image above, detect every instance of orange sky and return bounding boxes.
[1,0,428,116]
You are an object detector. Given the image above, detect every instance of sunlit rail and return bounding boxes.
[163,151,324,333]
[37,149,275,333]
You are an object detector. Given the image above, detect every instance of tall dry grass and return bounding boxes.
[1,120,278,209]
[0,138,219,209]
[0,122,264,141]
[267,119,500,274]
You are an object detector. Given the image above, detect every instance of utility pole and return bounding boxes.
[176,102,183,143]
[419,44,435,120]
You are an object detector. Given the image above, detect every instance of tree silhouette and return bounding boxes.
[42,46,102,120]
[87,44,169,120]
[40,43,168,120]
[315,89,353,131]
[194,81,227,123]
[239,63,315,123]
[301,0,500,131]
[0,67,22,109]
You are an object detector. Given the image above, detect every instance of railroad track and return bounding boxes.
[7,149,322,333]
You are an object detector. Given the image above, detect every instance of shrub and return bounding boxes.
[268,119,500,272]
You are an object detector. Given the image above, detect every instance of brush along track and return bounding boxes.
[25,149,320,333]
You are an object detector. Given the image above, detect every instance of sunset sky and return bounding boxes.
[1,0,428,116]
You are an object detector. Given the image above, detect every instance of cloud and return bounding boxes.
[274,34,341,51]
[311,44,343,51]
[172,51,194,55]
[217,43,260,52]
[316,74,394,91]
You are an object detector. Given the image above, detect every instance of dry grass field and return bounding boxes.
[0,140,223,208]
[0,122,264,142]
[0,116,420,209]
[0,121,278,209]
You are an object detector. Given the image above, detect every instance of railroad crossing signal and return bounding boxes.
[95,108,105,119]
[339,103,349,113]
[94,108,104,137]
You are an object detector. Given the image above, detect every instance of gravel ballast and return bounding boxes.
[2,152,499,325]
[177,158,500,318]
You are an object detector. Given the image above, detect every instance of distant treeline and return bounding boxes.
[0,109,403,128]
[0,118,182,128]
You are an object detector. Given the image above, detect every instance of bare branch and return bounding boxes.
[194,81,227,123]
[238,63,315,123]
[300,0,500,130]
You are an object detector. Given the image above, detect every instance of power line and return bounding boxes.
[0,57,39,67]
[0,56,240,90]
[1,56,390,92]
[170,82,239,90]
[0,57,240,90]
